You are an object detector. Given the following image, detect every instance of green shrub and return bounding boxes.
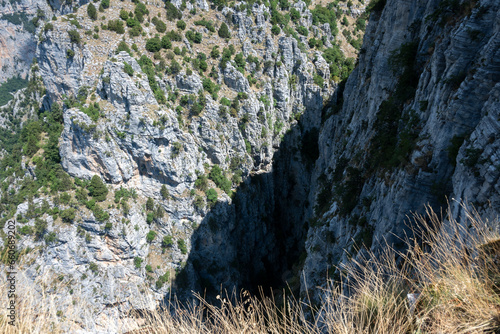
[194,18,215,32]
[126,17,141,27]
[296,26,308,36]
[166,30,182,41]
[208,165,232,194]
[313,74,324,87]
[87,3,97,20]
[356,17,366,31]
[66,49,75,58]
[0,76,28,106]
[123,62,134,76]
[92,205,109,222]
[43,22,54,32]
[185,30,202,44]
[134,257,143,269]
[177,20,186,30]
[195,174,208,192]
[290,8,301,22]
[311,4,338,35]
[177,239,187,254]
[279,0,289,10]
[116,40,131,54]
[350,38,362,50]
[234,52,246,70]
[237,92,248,100]
[107,20,125,34]
[68,29,81,44]
[129,25,143,37]
[162,235,173,248]
[218,22,231,38]
[165,2,182,21]
[155,271,169,289]
[89,262,98,273]
[86,199,96,210]
[210,46,220,59]
[270,7,288,26]
[80,102,100,122]
[193,195,204,210]
[161,36,172,49]
[34,219,47,241]
[146,230,157,242]
[202,78,218,95]
[18,226,33,235]
[138,54,166,103]
[160,185,169,199]
[60,208,76,223]
[119,9,129,20]
[146,197,155,211]
[190,93,206,116]
[88,175,108,201]
[271,24,280,35]
[152,17,166,33]
[206,188,218,205]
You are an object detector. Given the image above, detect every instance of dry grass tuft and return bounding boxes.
[322,203,500,333]
[1,202,500,333]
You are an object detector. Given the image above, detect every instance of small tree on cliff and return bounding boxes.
[87,3,97,20]
[88,175,108,201]
[218,22,231,39]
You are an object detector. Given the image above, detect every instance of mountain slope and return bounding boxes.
[0,0,498,331]
[303,0,500,296]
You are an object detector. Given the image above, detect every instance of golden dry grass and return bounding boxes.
[1,202,500,333]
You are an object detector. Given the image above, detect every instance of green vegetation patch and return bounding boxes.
[0,76,28,106]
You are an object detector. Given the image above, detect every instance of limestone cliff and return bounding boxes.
[0,0,88,98]
[0,0,498,331]
[303,0,500,297]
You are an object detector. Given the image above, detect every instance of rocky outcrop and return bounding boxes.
[302,0,500,298]
[0,0,88,84]
[25,0,339,315]
[0,20,35,83]
[175,72,203,94]
[223,64,250,93]
[99,52,157,109]
[36,21,89,105]
[7,0,500,329]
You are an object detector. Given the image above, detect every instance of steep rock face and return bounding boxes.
[4,0,497,325]
[14,0,500,326]
[303,0,500,298]
[0,19,35,83]
[0,0,88,84]
[36,21,91,105]
[22,0,340,317]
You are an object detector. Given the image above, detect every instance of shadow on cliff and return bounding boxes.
[166,110,320,305]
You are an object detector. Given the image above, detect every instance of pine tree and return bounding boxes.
[88,175,108,201]
[87,3,97,20]
[101,0,110,9]
[160,185,169,199]
[146,197,155,211]
[218,22,231,39]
